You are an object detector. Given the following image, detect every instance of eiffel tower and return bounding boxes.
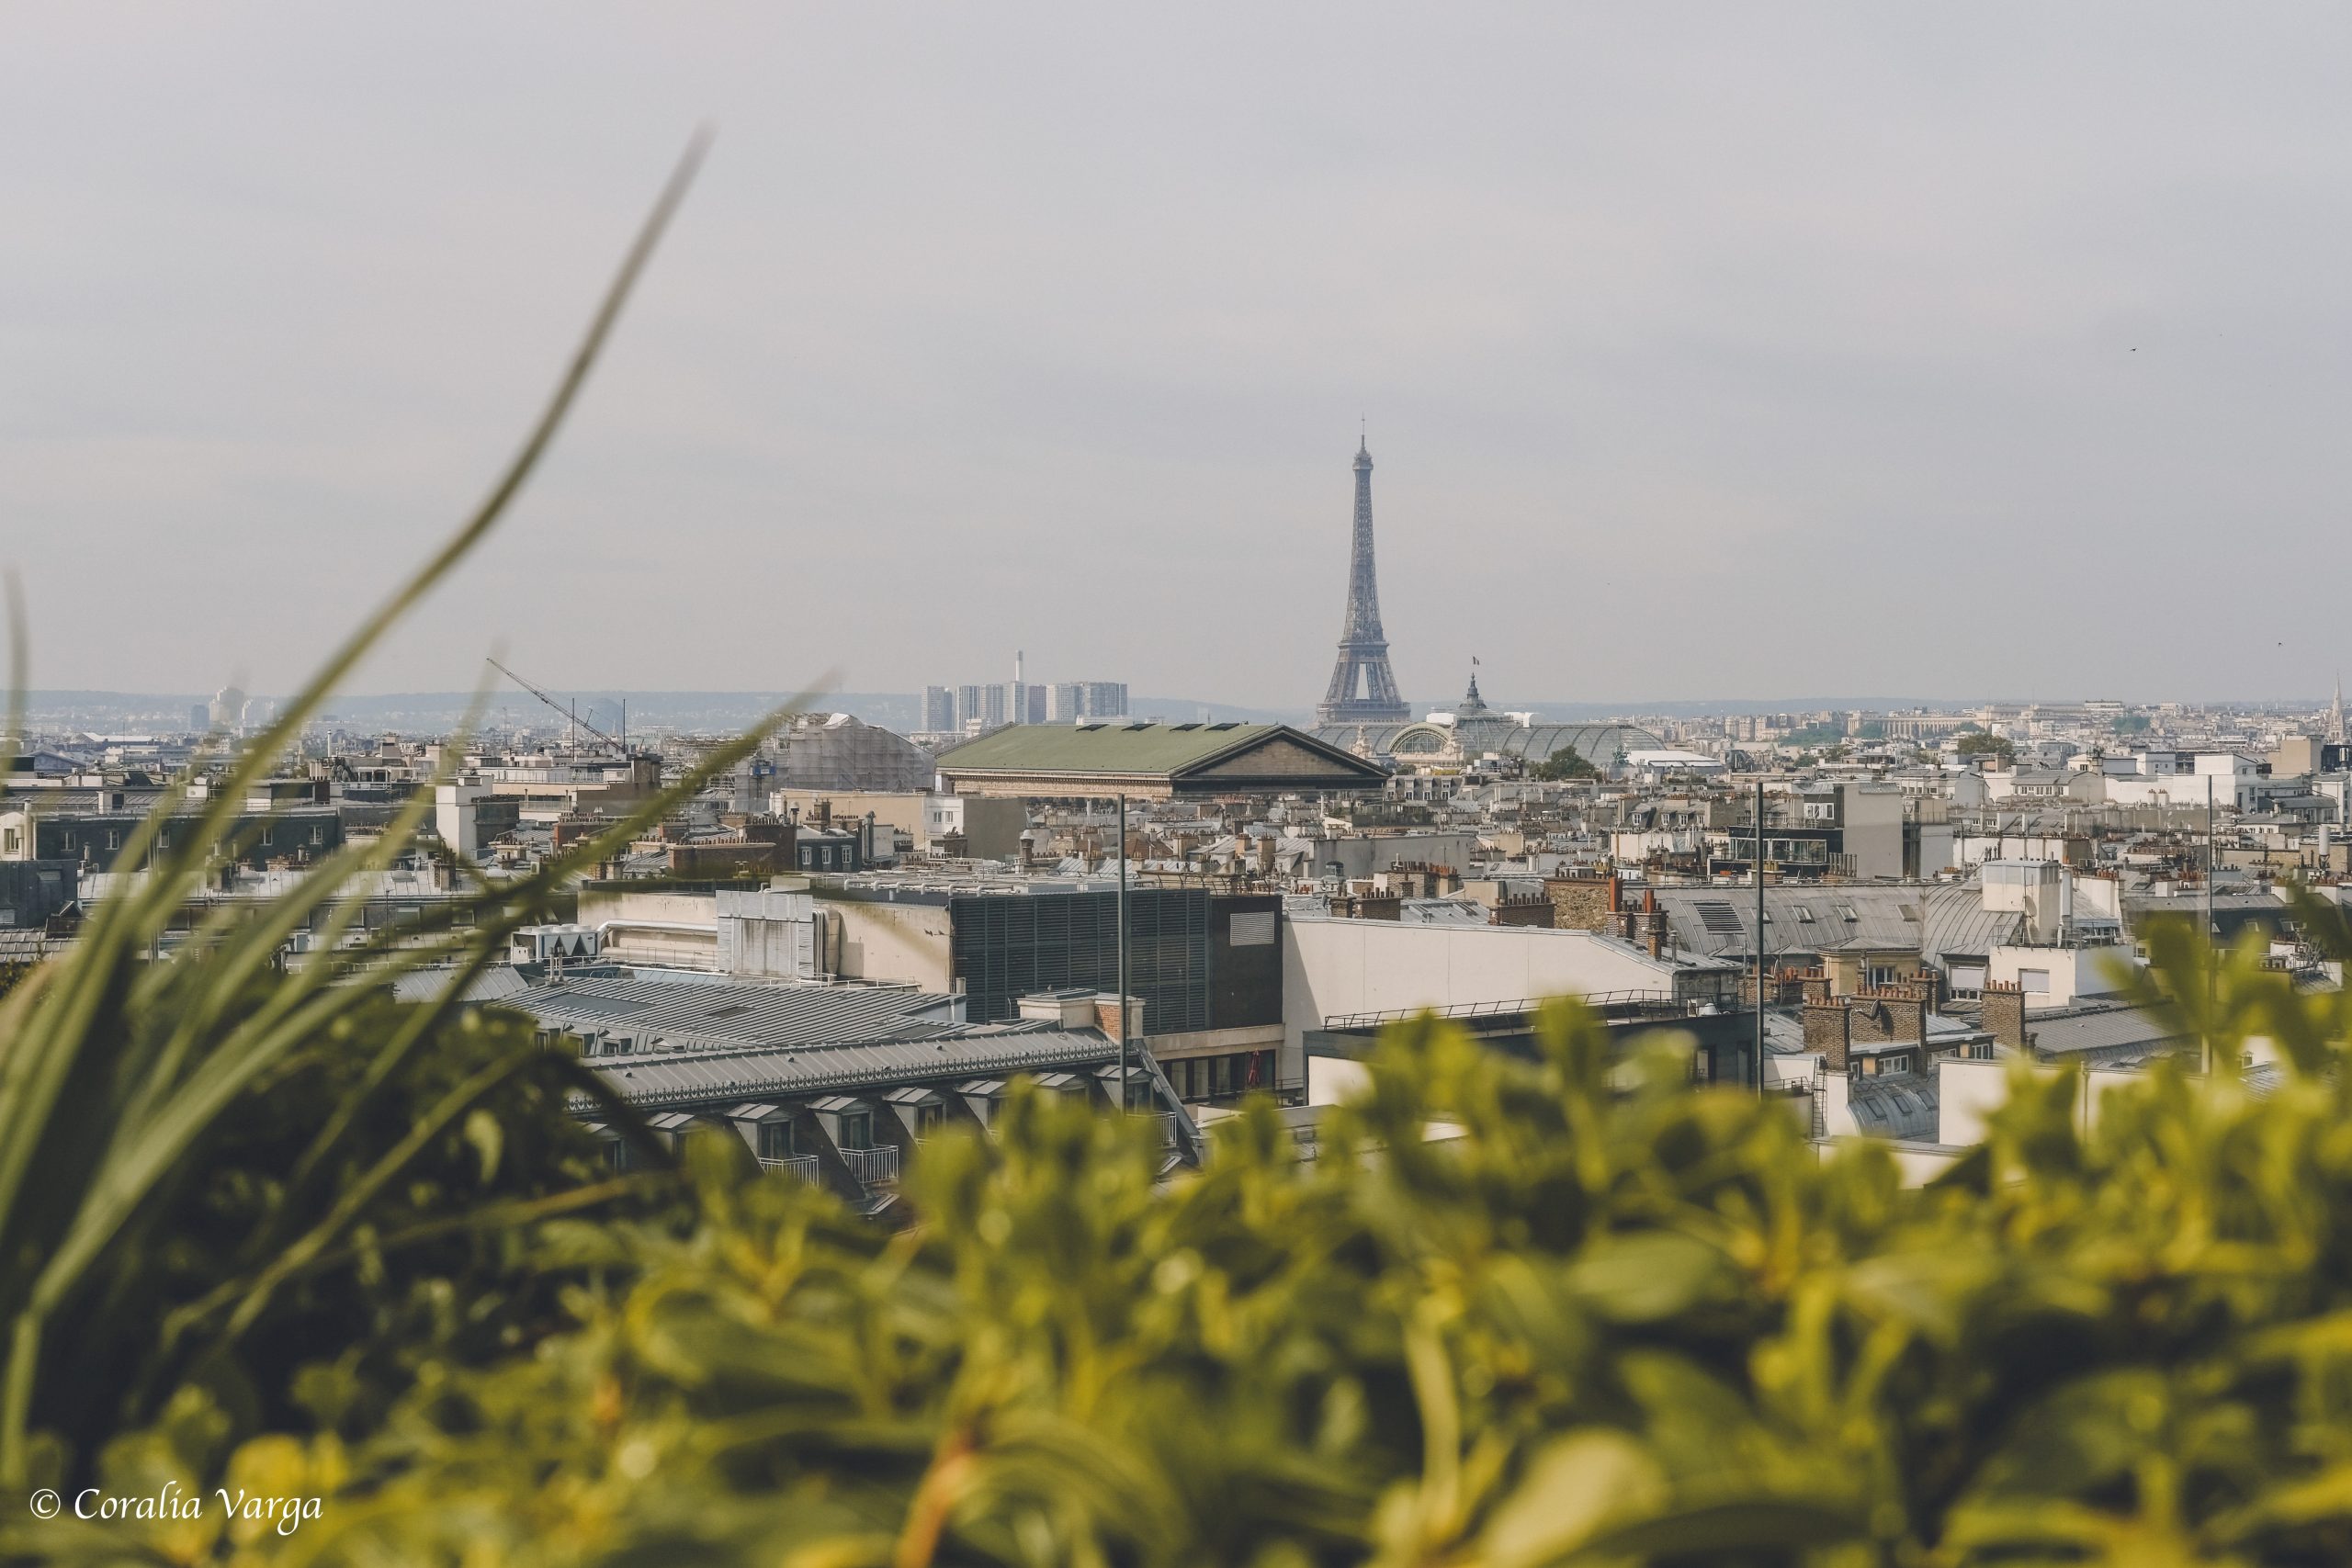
[1317,437,1411,725]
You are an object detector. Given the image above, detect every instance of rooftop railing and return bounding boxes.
[841,1145,900,1187]
[1322,989,1698,1032]
[757,1154,821,1184]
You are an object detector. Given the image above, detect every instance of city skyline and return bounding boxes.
[11,7,2352,704]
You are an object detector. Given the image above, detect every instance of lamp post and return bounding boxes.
[1117,792,1131,1110]
[1754,776,1767,1095]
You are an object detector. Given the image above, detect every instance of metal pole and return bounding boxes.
[2206,775,2215,1075]
[1755,775,1766,1094]
[1117,792,1131,1111]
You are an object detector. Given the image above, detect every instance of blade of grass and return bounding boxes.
[0,131,708,1487]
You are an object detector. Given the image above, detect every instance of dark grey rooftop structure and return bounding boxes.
[2005,1000,2192,1066]
[589,1029,1124,1110]
[496,971,966,1054]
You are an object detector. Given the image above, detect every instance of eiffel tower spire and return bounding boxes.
[1317,436,1410,724]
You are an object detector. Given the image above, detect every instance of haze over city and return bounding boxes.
[26,10,2352,1562]
[11,6,2352,705]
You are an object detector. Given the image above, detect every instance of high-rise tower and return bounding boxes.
[1317,437,1411,724]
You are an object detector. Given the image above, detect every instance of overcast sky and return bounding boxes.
[7,6,2352,707]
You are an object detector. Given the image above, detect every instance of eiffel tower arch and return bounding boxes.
[1317,438,1412,725]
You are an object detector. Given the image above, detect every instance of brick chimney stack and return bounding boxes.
[1982,981,2029,1051]
[1803,1001,1850,1072]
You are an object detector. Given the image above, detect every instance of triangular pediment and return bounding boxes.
[1190,735,1374,780]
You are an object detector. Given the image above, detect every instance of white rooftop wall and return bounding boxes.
[1283,919,1696,1053]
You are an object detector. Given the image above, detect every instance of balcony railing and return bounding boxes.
[757,1154,821,1184]
[841,1145,900,1186]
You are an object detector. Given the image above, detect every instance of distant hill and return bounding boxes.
[24,690,2196,737]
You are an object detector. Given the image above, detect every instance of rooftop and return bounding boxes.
[586,1029,1123,1109]
[935,722,1386,799]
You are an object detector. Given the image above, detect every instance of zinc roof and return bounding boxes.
[1918,883,2025,963]
[2017,1003,2191,1063]
[1653,886,1933,961]
[1845,1076,1939,1140]
[390,965,533,1006]
[501,973,963,1051]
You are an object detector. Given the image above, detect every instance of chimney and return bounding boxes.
[1982,981,2028,1051]
[1803,1002,1850,1073]
[1091,992,1146,1039]
[1257,831,1276,875]
[815,799,831,830]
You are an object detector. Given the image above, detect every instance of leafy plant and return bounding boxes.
[1,915,2338,1565]
[0,134,806,1502]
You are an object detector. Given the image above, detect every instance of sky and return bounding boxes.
[6,5,2352,708]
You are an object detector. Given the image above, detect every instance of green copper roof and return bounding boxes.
[938,722,1283,773]
[933,723,1385,792]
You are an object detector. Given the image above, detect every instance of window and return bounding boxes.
[61,830,74,851]
[914,1103,946,1136]
[106,829,121,851]
[2,827,17,854]
[258,825,274,848]
[757,1122,794,1161]
[837,1111,873,1150]
[310,826,324,846]
[1229,910,1276,947]
[2020,968,2051,994]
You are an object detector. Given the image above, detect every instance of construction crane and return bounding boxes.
[486,658,627,753]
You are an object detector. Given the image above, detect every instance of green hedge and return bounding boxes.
[17,918,2352,1566]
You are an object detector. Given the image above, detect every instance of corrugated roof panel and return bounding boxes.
[589,1031,1121,1108]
